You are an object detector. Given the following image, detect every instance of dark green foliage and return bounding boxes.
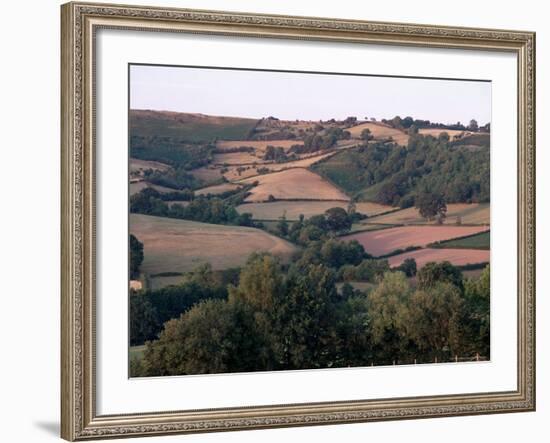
[130,110,257,142]
[129,264,228,346]
[129,234,144,279]
[324,207,352,232]
[143,167,202,190]
[415,191,447,221]
[417,261,464,290]
[130,188,257,227]
[338,259,390,282]
[132,254,491,376]
[360,128,373,141]
[263,145,297,162]
[313,135,490,205]
[130,137,214,169]
[294,238,368,270]
[396,258,417,277]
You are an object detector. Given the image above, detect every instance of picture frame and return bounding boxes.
[61,1,536,440]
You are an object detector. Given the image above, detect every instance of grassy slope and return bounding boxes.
[130,110,258,142]
[430,231,490,250]
[130,214,297,275]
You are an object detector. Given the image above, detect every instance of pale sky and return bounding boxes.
[130,64,491,126]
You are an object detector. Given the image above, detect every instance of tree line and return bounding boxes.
[130,255,490,376]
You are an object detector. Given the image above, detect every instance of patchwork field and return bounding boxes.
[431,231,490,249]
[342,225,489,257]
[347,122,410,145]
[418,128,472,139]
[130,158,171,173]
[187,166,223,183]
[130,214,297,275]
[195,183,242,196]
[237,200,394,221]
[216,139,300,153]
[240,168,350,202]
[365,203,490,226]
[213,151,265,165]
[129,181,177,196]
[388,248,490,269]
[130,110,257,142]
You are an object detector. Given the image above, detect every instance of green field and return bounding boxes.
[311,148,372,197]
[430,231,490,250]
[130,110,257,142]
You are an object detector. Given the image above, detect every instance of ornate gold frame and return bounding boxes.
[61,2,536,440]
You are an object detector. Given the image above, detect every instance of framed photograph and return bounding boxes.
[61,2,536,440]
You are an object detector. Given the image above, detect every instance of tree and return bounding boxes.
[404,282,465,361]
[367,272,411,363]
[324,207,352,232]
[129,294,160,345]
[468,119,479,132]
[271,264,339,369]
[277,212,289,236]
[462,265,490,357]
[360,128,373,141]
[415,191,447,221]
[397,258,417,277]
[417,261,463,290]
[130,234,144,279]
[140,298,268,375]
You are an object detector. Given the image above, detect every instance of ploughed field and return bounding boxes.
[130,214,297,276]
[364,203,490,226]
[341,225,489,257]
[239,168,350,202]
[237,200,394,221]
[346,122,410,145]
[388,248,490,269]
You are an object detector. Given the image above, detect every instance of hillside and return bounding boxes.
[130,110,258,142]
[312,134,490,206]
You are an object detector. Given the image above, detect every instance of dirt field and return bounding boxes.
[365,203,490,226]
[347,122,409,145]
[222,166,263,182]
[130,214,297,275]
[418,128,472,139]
[342,225,489,257]
[129,181,177,196]
[195,183,242,196]
[130,158,171,173]
[239,168,350,202]
[187,167,223,183]
[388,248,490,268]
[216,139,301,153]
[213,151,265,165]
[237,200,394,221]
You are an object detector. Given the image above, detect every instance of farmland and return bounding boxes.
[240,168,350,202]
[430,231,490,249]
[237,200,394,221]
[129,105,491,376]
[347,121,410,145]
[195,183,242,196]
[341,225,489,257]
[388,248,490,269]
[418,128,472,139]
[130,110,258,142]
[130,214,297,276]
[129,181,178,196]
[364,203,490,226]
[216,139,300,153]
